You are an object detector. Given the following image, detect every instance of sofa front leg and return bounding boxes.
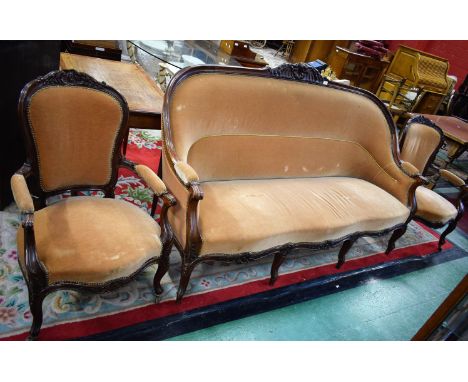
[336,238,356,269]
[385,226,407,255]
[176,261,196,303]
[270,250,287,286]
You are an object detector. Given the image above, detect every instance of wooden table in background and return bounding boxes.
[422,114,468,167]
[60,53,164,156]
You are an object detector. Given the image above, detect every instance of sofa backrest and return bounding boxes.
[164,65,410,202]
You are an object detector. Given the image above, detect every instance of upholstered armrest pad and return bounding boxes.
[135,164,167,195]
[11,174,34,213]
[174,161,199,185]
[400,161,420,176]
[439,169,465,187]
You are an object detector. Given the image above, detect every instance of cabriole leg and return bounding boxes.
[270,251,287,286]
[153,244,172,296]
[28,292,45,341]
[336,238,356,269]
[385,226,407,255]
[438,220,458,251]
[176,262,196,303]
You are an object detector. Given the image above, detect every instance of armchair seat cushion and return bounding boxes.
[197,177,410,255]
[17,197,162,284]
[415,187,458,225]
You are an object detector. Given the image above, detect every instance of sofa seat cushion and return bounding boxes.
[198,177,410,255]
[415,187,458,225]
[17,197,161,284]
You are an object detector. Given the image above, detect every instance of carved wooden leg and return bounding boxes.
[176,262,195,303]
[28,292,45,341]
[153,247,171,296]
[336,238,355,269]
[150,195,159,217]
[438,220,458,251]
[385,226,407,255]
[269,251,287,286]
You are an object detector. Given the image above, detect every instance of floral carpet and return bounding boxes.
[0,129,458,340]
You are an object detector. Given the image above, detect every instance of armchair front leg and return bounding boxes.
[11,169,48,340]
[437,170,467,250]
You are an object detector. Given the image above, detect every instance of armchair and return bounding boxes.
[400,115,465,249]
[12,70,175,340]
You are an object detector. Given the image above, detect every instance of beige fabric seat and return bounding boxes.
[17,197,162,284]
[198,177,410,255]
[415,187,458,225]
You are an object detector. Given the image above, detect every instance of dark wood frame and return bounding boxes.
[161,63,427,302]
[401,115,466,250]
[16,70,175,339]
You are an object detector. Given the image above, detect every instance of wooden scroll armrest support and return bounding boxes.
[11,166,47,285]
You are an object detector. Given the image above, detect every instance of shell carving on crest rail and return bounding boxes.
[267,63,324,84]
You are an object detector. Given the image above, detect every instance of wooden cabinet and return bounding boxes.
[290,40,350,64]
[328,46,389,93]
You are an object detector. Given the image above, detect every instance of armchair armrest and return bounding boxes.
[11,173,34,213]
[135,164,167,196]
[174,161,199,185]
[439,169,465,188]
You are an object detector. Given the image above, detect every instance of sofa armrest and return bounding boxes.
[174,161,199,185]
[400,161,430,185]
[11,173,35,213]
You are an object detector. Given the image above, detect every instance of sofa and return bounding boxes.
[161,63,426,302]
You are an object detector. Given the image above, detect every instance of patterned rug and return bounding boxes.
[0,129,462,340]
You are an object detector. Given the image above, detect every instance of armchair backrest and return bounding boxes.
[18,70,128,195]
[163,64,413,204]
[399,115,444,175]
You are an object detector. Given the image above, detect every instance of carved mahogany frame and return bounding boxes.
[16,70,175,339]
[161,63,426,302]
[400,115,465,249]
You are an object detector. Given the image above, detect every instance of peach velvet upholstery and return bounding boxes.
[168,73,415,205]
[415,187,458,224]
[135,164,167,195]
[17,197,161,283]
[400,123,442,173]
[195,177,409,255]
[164,72,419,255]
[11,174,34,213]
[27,86,123,192]
[439,169,465,187]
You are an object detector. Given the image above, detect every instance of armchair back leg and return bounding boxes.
[153,241,172,296]
[385,225,407,255]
